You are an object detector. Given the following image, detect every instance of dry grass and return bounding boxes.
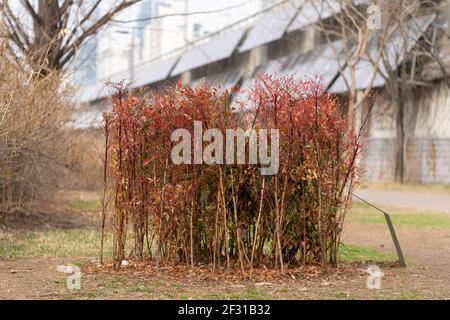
[0,225,393,264]
[350,201,450,228]
[2,190,447,300]
[59,129,104,192]
[0,44,83,210]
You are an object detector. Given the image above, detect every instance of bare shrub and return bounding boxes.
[105,76,370,273]
[58,128,104,192]
[104,76,365,272]
[0,44,78,211]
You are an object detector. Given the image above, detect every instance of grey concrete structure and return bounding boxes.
[78,1,450,184]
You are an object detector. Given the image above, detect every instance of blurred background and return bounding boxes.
[1,0,450,206]
[1,0,450,300]
[74,0,450,187]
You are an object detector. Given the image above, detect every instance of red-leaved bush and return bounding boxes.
[103,75,362,273]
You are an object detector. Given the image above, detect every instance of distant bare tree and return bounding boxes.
[313,0,449,182]
[0,0,141,76]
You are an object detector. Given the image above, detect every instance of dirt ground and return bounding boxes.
[343,221,450,299]
[0,191,449,300]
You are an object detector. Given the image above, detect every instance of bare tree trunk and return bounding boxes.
[395,83,406,183]
[1,0,140,76]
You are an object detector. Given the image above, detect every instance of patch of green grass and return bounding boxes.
[230,287,271,300]
[398,289,424,300]
[96,277,126,290]
[171,283,183,290]
[0,229,113,259]
[87,291,104,299]
[127,279,157,295]
[129,284,155,294]
[350,201,450,228]
[55,278,67,286]
[72,261,84,267]
[350,211,450,228]
[338,244,395,263]
[206,293,222,299]
[0,237,27,258]
[152,280,164,288]
[333,290,356,299]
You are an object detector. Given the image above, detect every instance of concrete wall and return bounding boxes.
[363,80,450,183]
[363,137,450,184]
[363,138,397,182]
[405,138,450,184]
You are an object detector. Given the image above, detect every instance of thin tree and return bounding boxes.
[0,0,142,76]
[311,0,449,182]
[0,0,289,78]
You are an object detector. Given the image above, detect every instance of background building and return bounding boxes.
[77,0,450,184]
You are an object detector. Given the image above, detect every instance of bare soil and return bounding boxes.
[344,220,450,298]
[0,191,449,300]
